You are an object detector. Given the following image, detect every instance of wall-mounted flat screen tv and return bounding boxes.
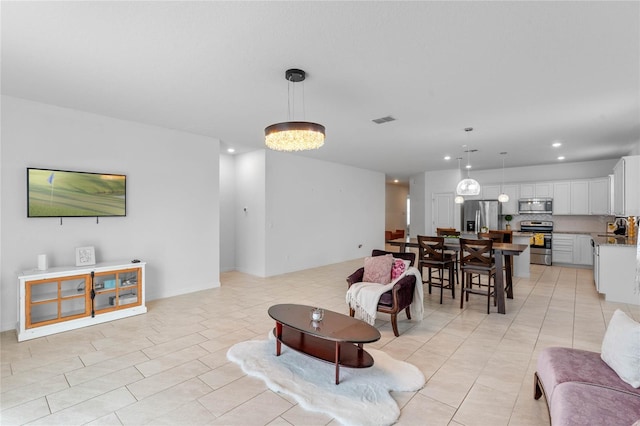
[27,168,126,217]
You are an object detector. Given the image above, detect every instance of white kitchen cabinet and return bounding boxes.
[535,182,553,198]
[597,243,639,305]
[501,184,519,215]
[553,233,594,266]
[482,184,501,200]
[520,182,553,199]
[573,235,593,266]
[553,182,571,214]
[519,183,534,199]
[570,181,589,215]
[613,155,640,216]
[552,180,590,215]
[589,177,610,215]
[552,234,574,264]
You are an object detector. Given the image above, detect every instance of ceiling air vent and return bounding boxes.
[372,115,396,124]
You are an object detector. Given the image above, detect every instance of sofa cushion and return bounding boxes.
[550,382,640,426]
[601,309,640,388]
[536,347,640,404]
[363,254,394,284]
[391,259,409,280]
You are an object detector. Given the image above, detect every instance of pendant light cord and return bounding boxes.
[287,75,292,121]
[286,74,306,121]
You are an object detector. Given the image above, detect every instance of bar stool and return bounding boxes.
[436,228,460,285]
[417,235,456,304]
[479,230,513,294]
[460,238,497,314]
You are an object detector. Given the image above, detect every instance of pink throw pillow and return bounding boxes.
[391,259,407,280]
[363,254,394,284]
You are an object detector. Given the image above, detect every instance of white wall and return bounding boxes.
[385,183,408,233]
[1,96,220,332]
[409,173,425,236]
[234,150,266,276]
[219,153,236,272]
[264,151,385,276]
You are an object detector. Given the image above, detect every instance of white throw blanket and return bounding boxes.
[346,267,423,326]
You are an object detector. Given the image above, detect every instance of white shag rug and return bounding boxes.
[226,336,425,426]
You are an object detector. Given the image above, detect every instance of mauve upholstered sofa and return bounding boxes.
[534,347,640,425]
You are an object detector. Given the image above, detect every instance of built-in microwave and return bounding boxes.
[518,198,553,214]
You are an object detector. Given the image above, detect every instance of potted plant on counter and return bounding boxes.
[505,215,513,230]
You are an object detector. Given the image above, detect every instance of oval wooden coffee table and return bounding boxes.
[268,303,381,384]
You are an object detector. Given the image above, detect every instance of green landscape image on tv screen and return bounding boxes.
[28,168,126,217]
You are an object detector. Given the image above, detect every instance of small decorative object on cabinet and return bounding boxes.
[75,246,96,266]
[504,215,513,230]
[17,261,146,341]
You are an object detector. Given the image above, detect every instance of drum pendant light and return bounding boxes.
[456,128,481,196]
[265,69,325,151]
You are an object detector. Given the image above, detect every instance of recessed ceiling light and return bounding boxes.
[444,155,451,160]
[227,148,235,153]
[557,156,565,160]
[393,179,399,183]
[552,142,562,148]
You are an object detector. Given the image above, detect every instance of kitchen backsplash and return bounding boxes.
[507,214,613,233]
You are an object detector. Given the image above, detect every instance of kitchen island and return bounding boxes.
[511,232,531,278]
[591,234,639,305]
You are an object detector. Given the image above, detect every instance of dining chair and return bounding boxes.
[436,227,460,285]
[417,235,455,304]
[459,238,497,314]
[479,230,513,291]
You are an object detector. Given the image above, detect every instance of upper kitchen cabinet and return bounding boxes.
[501,184,519,215]
[570,181,589,215]
[481,184,519,215]
[482,184,501,200]
[520,182,553,199]
[613,155,640,216]
[553,178,607,215]
[553,182,570,214]
[589,176,610,215]
[551,181,588,215]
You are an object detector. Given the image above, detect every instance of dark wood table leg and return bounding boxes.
[495,250,506,314]
[275,322,282,356]
[335,342,341,384]
[505,254,513,299]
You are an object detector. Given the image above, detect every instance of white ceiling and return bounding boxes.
[2,1,639,182]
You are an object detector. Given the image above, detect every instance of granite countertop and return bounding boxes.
[552,231,594,235]
[590,234,637,247]
[513,229,637,246]
[512,231,533,237]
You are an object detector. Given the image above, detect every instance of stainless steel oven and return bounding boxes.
[520,220,553,265]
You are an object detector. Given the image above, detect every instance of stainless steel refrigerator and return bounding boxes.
[461,200,501,233]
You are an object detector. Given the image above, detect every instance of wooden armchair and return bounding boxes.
[346,249,416,337]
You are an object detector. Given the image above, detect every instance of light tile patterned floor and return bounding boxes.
[1,259,638,425]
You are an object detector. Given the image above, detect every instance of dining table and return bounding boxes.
[387,236,528,314]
